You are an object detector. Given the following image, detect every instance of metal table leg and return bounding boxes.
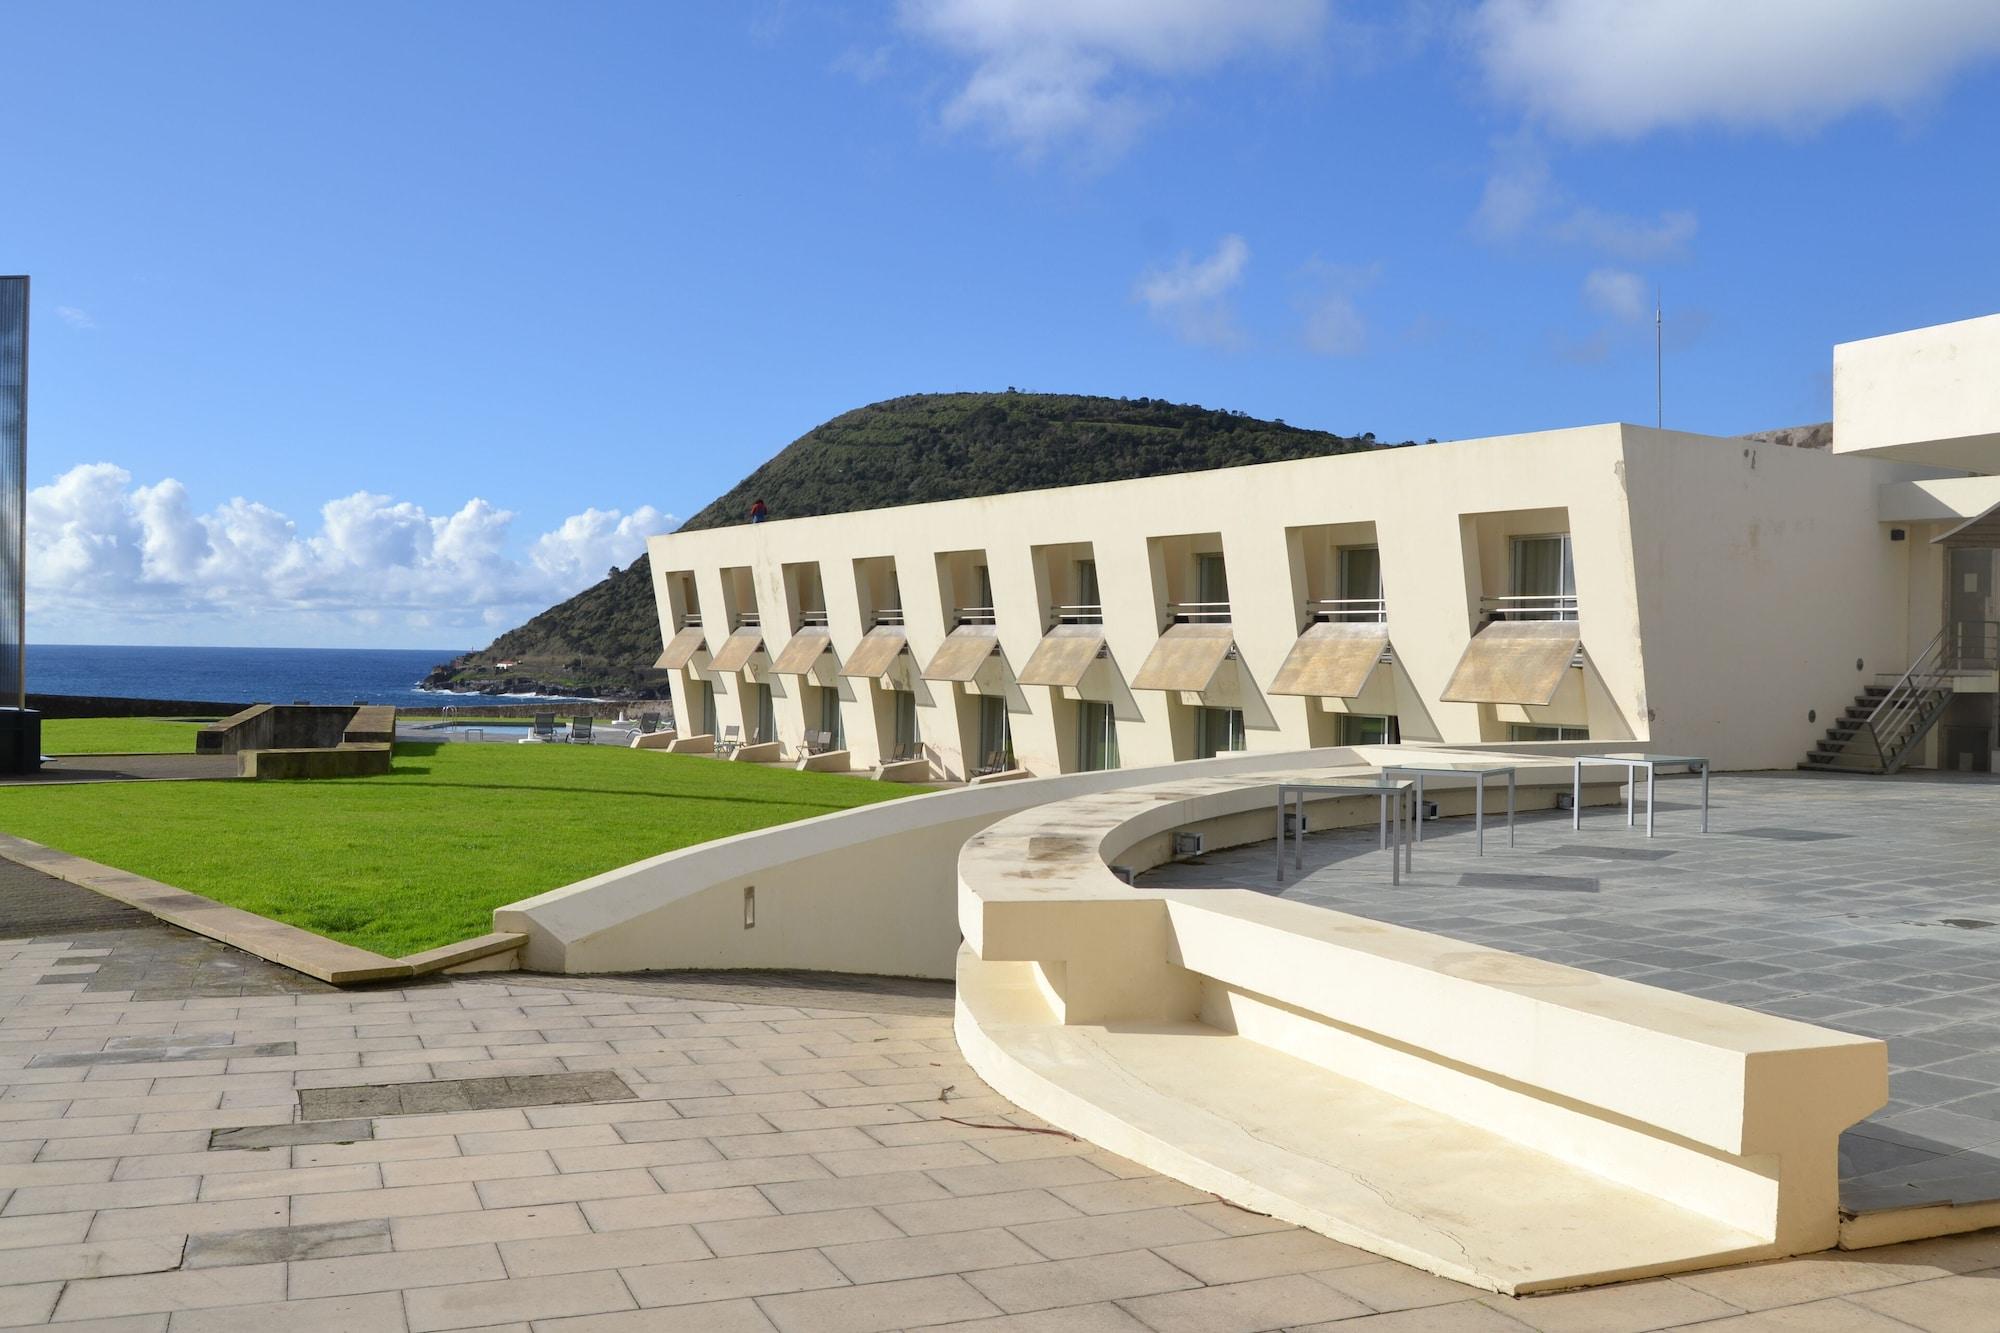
[1700,761,1710,833]
[1646,762,1656,838]
[1474,773,1485,856]
[1295,791,1305,873]
[1627,761,1636,827]
[1507,770,1516,847]
[1414,774,1426,844]
[1274,791,1284,884]
[1572,762,1582,830]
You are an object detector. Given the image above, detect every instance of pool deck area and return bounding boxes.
[1135,769,2000,1218]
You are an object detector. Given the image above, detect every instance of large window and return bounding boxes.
[750,684,776,743]
[1508,723,1589,742]
[696,682,717,738]
[1336,713,1399,746]
[818,686,845,750]
[1077,700,1119,771]
[1337,546,1381,601]
[1509,534,1576,619]
[1196,553,1230,608]
[977,695,1012,770]
[1196,706,1245,759]
[893,689,920,759]
[1075,559,1100,609]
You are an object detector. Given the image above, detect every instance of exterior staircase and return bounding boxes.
[1801,621,1996,774]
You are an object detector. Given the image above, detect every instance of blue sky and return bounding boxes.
[10,1,2000,647]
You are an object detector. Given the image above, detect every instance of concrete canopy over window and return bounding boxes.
[770,627,833,675]
[1440,621,1581,706]
[1270,622,1390,698]
[1132,622,1236,693]
[708,627,766,674]
[1018,625,1106,688]
[654,626,707,670]
[841,625,908,679]
[923,624,1002,682]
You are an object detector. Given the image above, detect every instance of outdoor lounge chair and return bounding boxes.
[532,712,560,742]
[972,749,1011,777]
[716,724,741,757]
[638,712,661,735]
[570,716,594,744]
[804,729,831,755]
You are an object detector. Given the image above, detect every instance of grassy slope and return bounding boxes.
[42,717,219,754]
[0,743,916,956]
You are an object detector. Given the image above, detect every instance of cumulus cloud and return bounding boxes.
[53,306,95,330]
[26,463,671,643]
[1473,138,1696,262]
[1582,268,1649,324]
[1134,234,1250,347]
[1471,0,2000,139]
[899,0,1326,160]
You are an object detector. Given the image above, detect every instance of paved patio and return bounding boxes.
[2,841,1999,1329]
[1137,769,2000,1215]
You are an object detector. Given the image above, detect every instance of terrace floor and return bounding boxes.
[1136,769,2000,1215]
[3,829,2000,1329]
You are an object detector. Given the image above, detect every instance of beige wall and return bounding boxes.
[1835,313,2000,470]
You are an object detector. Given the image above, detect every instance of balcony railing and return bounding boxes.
[678,613,702,628]
[798,610,830,627]
[872,608,906,627]
[954,606,998,626]
[1167,601,1232,625]
[734,612,761,628]
[1310,597,1387,624]
[1482,594,1578,623]
[1051,603,1104,626]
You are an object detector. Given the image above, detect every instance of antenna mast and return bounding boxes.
[1655,289,1663,430]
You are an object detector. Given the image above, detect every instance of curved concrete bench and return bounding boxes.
[955,759,1888,1294]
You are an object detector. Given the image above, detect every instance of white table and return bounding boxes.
[1379,764,1517,855]
[1571,753,1710,837]
[1275,781,1414,886]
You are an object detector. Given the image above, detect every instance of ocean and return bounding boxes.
[27,644,604,708]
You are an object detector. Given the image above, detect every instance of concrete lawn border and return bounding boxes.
[0,831,523,985]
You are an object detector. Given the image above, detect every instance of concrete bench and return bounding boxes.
[956,760,1887,1294]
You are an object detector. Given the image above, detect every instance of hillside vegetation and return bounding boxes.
[426,392,1403,697]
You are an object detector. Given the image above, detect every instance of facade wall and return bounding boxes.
[1835,313,2000,469]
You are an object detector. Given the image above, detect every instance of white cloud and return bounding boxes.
[1582,268,1649,324]
[1292,259,1379,357]
[1134,233,1250,347]
[26,463,672,644]
[1471,0,2000,139]
[53,306,95,330]
[1473,139,1696,262]
[899,0,1326,159]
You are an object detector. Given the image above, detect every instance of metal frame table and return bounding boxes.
[1571,753,1710,837]
[1379,764,1517,855]
[1275,781,1414,886]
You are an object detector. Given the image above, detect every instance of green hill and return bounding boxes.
[424,392,1405,698]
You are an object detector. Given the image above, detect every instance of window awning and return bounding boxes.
[708,627,766,674]
[840,626,908,679]
[1017,625,1106,688]
[770,627,833,675]
[923,624,1001,682]
[1933,497,2000,547]
[1440,620,1581,705]
[654,626,706,670]
[1131,622,1235,693]
[1269,622,1390,698]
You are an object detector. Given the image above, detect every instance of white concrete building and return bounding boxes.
[644,314,2000,779]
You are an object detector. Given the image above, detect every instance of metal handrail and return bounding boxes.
[954,606,998,626]
[1168,600,1232,624]
[1051,603,1103,625]
[1481,594,1578,622]
[733,612,760,628]
[678,614,702,628]
[872,609,906,627]
[1311,597,1387,624]
[798,610,829,627]
[1858,622,1999,770]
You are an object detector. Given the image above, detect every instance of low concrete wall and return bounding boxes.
[239,743,393,780]
[666,733,715,754]
[733,741,783,763]
[29,694,247,719]
[199,705,356,755]
[796,748,851,773]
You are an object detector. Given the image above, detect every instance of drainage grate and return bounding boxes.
[1457,872,1601,894]
[297,1071,635,1121]
[1726,827,1851,842]
[1943,919,1997,930]
[1543,844,1676,863]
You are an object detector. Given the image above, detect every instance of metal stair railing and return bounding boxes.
[1861,621,1997,773]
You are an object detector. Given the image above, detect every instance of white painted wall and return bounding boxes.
[1835,313,2000,470]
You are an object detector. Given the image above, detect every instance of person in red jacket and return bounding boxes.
[749,498,769,524]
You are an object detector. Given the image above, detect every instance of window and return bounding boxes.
[1196,706,1245,759]
[1508,723,1590,742]
[1075,559,1100,610]
[1195,553,1230,608]
[1337,546,1381,602]
[1509,534,1576,619]
[751,685,776,743]
[976,564,993,610]
[698,683,717,737]
[977,695,1012,769]
[1077,701,1119,771]
[818,687,845,750]
[1336,713,1399,746]
[893,690,920,759]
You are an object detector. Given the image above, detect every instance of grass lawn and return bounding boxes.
[0,742,919,957]
[42,716,219,754]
